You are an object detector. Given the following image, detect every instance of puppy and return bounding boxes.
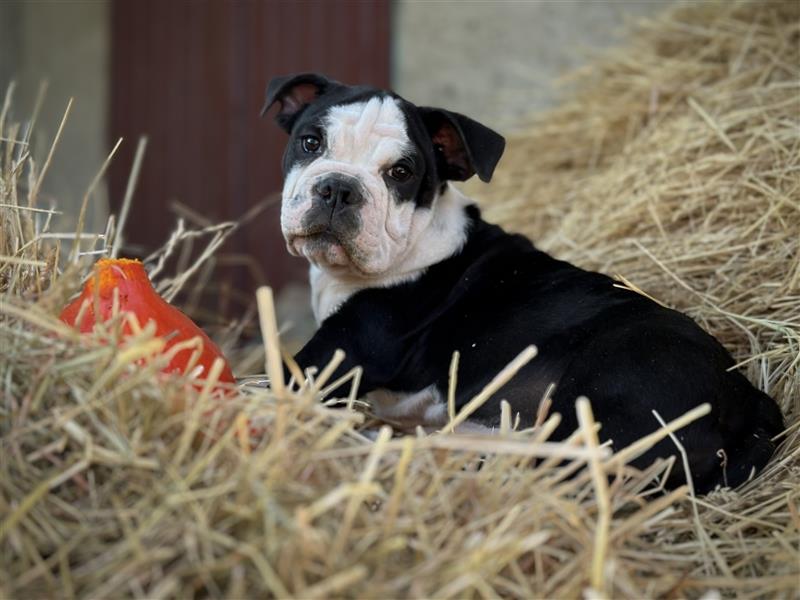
[263,73,783,492]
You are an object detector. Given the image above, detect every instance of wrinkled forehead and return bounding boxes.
[322,96,412,167]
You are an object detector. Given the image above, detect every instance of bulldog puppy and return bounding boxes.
[263,73,783,492]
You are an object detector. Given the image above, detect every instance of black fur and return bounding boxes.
[262,72,334,132]
[265,73,784,493]
[292,209,783,492]
[418,107,506,182]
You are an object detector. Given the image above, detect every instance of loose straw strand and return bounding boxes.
[256,286,285,396]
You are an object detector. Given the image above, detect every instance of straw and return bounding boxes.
[2,1,799,597]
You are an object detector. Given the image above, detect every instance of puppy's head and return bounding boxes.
[263,73,505,277]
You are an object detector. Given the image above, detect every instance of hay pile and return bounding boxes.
[2,1,798,598]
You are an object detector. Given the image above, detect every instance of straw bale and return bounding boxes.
[2,1,799,598]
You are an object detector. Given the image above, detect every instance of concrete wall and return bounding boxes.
[0,1,109,235]
[0,3,21,92]
[393,0,673,132]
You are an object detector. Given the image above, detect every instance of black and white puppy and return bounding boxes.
[263,73,783,492]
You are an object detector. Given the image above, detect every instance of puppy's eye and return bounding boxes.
[301,135,321,153]
[387,164,412,182]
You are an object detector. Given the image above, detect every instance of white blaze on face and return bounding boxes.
[309,184,472,322]
[281,95,420,275]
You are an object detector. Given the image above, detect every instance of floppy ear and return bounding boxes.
[419,108,505,183]
[261,73,333,132]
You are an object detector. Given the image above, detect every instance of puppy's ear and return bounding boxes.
[419,108,505,183]
[262,73,333,132]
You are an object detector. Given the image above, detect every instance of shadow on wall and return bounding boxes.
[0,1,109,236]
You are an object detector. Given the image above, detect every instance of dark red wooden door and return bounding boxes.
[109,0,391,317]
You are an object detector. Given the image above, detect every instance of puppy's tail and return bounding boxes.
[717,390,784,490]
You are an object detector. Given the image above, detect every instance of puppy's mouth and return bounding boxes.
[289,229,352,268]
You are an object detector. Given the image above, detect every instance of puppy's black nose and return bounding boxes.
[313,176,362,210]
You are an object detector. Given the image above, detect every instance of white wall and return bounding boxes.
[393,0,673,131]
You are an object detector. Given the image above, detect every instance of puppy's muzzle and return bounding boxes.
[312,175,364,213]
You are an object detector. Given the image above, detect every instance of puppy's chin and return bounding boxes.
[289,234,352,270]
